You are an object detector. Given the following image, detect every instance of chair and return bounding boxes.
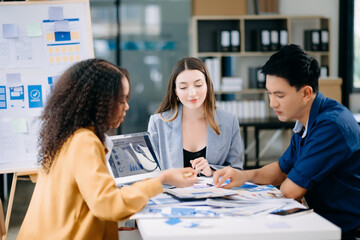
[0,199,6,239]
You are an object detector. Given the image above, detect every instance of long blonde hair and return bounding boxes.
[156,57,220,135]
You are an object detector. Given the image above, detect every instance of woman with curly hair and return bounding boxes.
[18,59,197,240]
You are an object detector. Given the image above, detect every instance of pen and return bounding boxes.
[193,166,201,177]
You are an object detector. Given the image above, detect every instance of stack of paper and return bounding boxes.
[132,179,307,220]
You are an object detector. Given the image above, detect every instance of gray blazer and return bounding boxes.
[148,104,244,170]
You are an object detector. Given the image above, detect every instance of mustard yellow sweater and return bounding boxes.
[17,128,163,240]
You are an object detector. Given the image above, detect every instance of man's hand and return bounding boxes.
[213,166,247,189]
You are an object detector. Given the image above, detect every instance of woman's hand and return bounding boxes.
[190,157,213,176]
[156,167,197,188]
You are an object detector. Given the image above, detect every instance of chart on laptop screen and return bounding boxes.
[107,133,161,178]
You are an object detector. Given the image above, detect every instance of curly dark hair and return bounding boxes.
[38,58,130,173]
[262,44,320,93]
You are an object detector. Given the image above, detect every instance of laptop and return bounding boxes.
[105,132,162,187]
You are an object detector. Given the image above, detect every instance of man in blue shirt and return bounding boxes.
[213,44,360,240]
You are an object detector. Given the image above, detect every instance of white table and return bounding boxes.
[137,212,341,240]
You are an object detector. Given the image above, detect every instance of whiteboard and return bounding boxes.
[0,0,94,173]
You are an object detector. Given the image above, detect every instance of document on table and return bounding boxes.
[132,206,220,219]
[205,198,305,217]
[227,182,284,200]
[135,179,308,219]
[164,185,237,200]
[147,193,207,206]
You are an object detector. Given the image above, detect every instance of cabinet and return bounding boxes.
[319,77,342,103]
[191,15,331,118]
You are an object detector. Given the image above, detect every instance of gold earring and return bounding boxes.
[177,96,179,101]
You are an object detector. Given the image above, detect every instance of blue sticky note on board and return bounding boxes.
[26,23,42,37]
[54,20,70,32]
[54,32,71,41]
[10,86,24,101]
[3,24,18,38]
[28,85,43,108]
[49,7,64,21]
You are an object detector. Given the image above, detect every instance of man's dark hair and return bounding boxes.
[261,44,320,93]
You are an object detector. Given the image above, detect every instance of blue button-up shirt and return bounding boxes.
[279,92,360,233]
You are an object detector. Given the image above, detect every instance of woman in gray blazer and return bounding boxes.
[148,57,244,176]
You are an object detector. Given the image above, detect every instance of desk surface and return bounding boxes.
[137,212,340,240]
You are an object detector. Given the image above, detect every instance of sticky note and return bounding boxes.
[49,7,64,21]
[70,32,79,40]
[0,86,6,110]
[26,23,42,37]
[49,57,55,63]
[6,73,21,87]
[184,222,200,228]
[48,47,54,54]
[56,56,61,63]
[54,20,70,32]
[3,24,18,38]
[28,85,43,108]
[46,33,55,41]
[74,45,80,52]
[165,218,181,225]
[55,46,60,53]
[62,56,68,62]
[11,118,27,133]
[69,55,74,62]
[61,46,67,53]
[171,208,196,216]
[54,32,71,41]
[68,46,74,52]
[76,55,81,61]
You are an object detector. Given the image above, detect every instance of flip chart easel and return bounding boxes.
[3,170,37,240]
[0,1,94,239]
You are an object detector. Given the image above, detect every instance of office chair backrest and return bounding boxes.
[0,199,5,237]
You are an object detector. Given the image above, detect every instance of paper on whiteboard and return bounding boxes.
[0,117,40,172]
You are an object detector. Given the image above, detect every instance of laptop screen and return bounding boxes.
[105,132,162,187]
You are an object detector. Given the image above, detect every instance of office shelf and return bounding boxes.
[191,15,331,118]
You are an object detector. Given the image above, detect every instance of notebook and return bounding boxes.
[105,132,162,187]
